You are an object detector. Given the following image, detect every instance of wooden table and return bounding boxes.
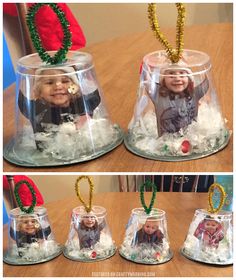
[3,192,233,277]
[3,23,233,172]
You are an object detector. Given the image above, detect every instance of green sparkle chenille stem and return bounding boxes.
[26,3,72,64]
[140,180,157,214]
[14,180,37,214]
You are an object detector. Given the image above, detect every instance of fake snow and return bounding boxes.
[11,117,122,165]
[120,235,172,264]
[64,232,116,261]
[7,240,61,263]
[182,214,233,265]
[127,103,229,157]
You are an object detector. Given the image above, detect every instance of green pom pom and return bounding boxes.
[163,144,168,151]
[131,253,137,260]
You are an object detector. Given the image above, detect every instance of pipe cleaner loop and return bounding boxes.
[208,183,226,214]
[140,180,157,214]
[75,176,94,213]
[26,3,72,64]
[14,180,37,214]
[147,3,186,63]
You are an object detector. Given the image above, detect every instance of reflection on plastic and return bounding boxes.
[4,51,123,166]
[181,209,233,265]
[119,208,173,264]
[63,206,116,262]
[125,50,230,161]
[3,207,62,265]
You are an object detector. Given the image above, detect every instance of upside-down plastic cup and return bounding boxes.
[125,50,230,161]
[3,206,62,265]
[63,206,116,262]
[119,207,173,264]
[181,209,233,265]
[4,51,123,166]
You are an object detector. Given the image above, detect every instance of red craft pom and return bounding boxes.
[91,251,97,259]
[3,175,44,206]
[181,140,191,153]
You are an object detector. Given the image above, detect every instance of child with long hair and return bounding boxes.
[146,65,209,136]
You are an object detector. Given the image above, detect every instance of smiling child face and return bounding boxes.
[205,220,219,235]
[37,70,73,107]
[19,217,38,235]
[143,220,159,235]
[163,69,189,93]
[82,215,96,228]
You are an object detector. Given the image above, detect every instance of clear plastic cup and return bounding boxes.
[4,51,123,166]
[181,209,233,265]
[3,206,62,265]
[125,50,230,161]
[63,205,116,262]
[119,207,173,264]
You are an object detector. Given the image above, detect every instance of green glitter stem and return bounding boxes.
[14,180,37,214]
[26,3,72,64]
[140,180,157,214]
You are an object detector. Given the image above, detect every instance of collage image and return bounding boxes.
[2,2,234,278]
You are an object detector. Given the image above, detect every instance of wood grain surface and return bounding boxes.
[3,23,233,172]
[3,192,233,277]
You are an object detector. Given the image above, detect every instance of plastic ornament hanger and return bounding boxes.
[26,3,72,64]
[75,176,94,213]
[148,3,186,63]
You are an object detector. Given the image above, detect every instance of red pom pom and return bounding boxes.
[181,140,191,153]
[91,251,97,259]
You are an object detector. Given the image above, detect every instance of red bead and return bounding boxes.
[181,140,191,153]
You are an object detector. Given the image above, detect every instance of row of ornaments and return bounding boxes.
[3,205,233,266]
[4,50,230,166]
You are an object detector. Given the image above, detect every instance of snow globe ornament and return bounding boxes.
[3,180,62,265]
[63,176,116,262]
[125,4,230,161]
[119,180,173,264]
[181,183,233,265]
[3,3,123,167]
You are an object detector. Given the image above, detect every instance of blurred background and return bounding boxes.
[4,3,233,68]
[3,174,233,204]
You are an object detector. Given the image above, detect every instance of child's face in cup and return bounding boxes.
[163,69,189,93]
[204,220,219,235]
[37,70,73,107]
[143,220,159,235]
[82,215,96,228]
[19,217,38,234]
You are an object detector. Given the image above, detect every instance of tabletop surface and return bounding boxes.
[3,192,233,277]
[3,23,233,172]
